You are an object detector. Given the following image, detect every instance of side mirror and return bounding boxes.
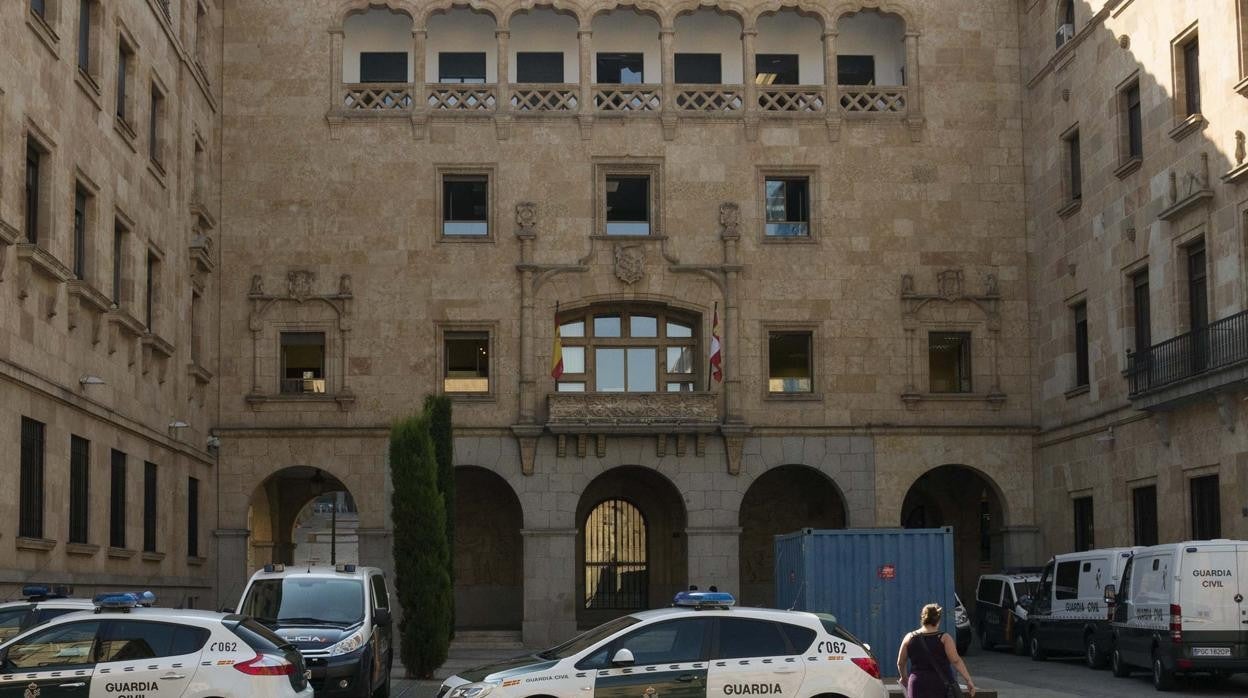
[374,608,392,626]
[610,648,635,668]
[1103,584,1116,604]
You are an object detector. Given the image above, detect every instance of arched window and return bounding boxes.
[584,499,647,610]
[557,306,699,393]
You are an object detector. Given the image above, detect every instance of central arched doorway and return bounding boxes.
[901,465,1006,604]
[454,466,523,630]
[247,466,357,571]
[738,465,847,607]
[576,467,687,628]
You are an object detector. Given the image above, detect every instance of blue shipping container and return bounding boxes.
[774,527,956,675]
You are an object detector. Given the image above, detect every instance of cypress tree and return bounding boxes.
[389,413,451,678]
[424,394,455,636]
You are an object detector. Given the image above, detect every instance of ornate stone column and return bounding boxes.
[521,528,578,648]
[660,25,677,139]
[904,31,923,140]
[578,27,594,139]
[330,28,344,109]
[495,28,512,138]
[741,27,758,140]
[822,29,841,141]
[411,28,428,139]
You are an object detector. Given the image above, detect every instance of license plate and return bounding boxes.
[1191,647,1232,657]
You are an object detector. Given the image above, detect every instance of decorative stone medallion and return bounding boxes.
[613,244,645,285]
[936,269,963,300]
[287,270,315,301]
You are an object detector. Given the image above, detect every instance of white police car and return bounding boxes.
[0,591,312,698]
[0,586,95,644]
[438,592,886,698]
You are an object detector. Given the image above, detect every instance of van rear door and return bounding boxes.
[1178,542,1243,657]
[1240,543,1248,631]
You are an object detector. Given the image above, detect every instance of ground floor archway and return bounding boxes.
[576,466,687,628]
[247,466,357,571]
[454,466,524,630]
[738,465,847,607]
[901,464,1006,603]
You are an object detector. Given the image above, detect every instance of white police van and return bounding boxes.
[1025,547,1137,667]
[438,591,886,698]
[0,586,95,644]
[1108,540,1248,690]
[0,591,312,698]
[237,565,393,697]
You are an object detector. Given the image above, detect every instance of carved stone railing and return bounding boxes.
[343,83,415,111]
[547,392,718,429]
[593,85,662,113]
[427,85,497,111]
[674,85,743,113]
[757,85,826,113]
[839,86,907,114]
[510,83,580,112]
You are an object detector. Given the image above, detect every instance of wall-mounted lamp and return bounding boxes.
[169,420,190,430]
[79,375,106,388]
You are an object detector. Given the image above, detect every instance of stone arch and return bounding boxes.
[575,466,688,627]
[669,0,750,25]
[900,464,1008,603]
[419,0,507,29]
[334,0,418,27]
[246,465,358,572]
[503,0,585,27]
[585,0,672,26]
[737,465,847,607]
[454,466,524,629]
[747,1,831,32]
[827,0,918,33]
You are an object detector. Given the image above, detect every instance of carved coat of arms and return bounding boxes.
[613,244,645,285]
[937,269,964,300]
[515,201,537,234]
[287,270,316,301]
[719,202,740,237]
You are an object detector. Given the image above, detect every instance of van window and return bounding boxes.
[1055,561,1080,600]
[977,578,1004,606]
[1118,559,1133,599]
[370,575,389,610]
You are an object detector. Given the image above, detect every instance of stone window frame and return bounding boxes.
[1125,475,1159,547]
[1070,490,1095,552]
[147,70,171,181]
[71,165,101,285]
[435,164,497,243]
[436,320,499,401]
[1120,257,1150,369]
[112,208,135,308]
[143,241,165,335]
[556,304,701,394]
[271,320,339,398]
[114,19,141,148]
[761,321,821,402]
[593,159,664,239]
[1172,224,1207,335]
[1112,71,1143,178]
[1168,22,1204,141]
[757,165,819,244]
[74,0,104,106]
[27,0,62,58]
[925,329,973,395]
[23,121,57,251]
[1066,294,1090,396]
[1057,122,1081,218]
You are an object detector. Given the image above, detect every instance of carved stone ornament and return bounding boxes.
[515,201,537,234]
[548,392,718,425]
[936,269,964,300]
[719,202,741,238]
[338,274,353,296]
[983,273,1000,298]
[287,269,316,301]
[249,274,265,296]
[900,273,915,296]
[1236,130,1245,166]
[613,244,645,285]
[1118,35,1130,49]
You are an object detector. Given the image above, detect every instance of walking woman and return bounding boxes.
[896,603,976,697]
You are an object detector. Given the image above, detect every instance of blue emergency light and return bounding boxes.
[335,564,357,573]
[263,564,286,573]
[92,590,157,611]
[21,584,71,601]
[673,591,736,608]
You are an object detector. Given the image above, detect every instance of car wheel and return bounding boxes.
[1085,634,1106,669]
[1152,652,1175,692]
[1110,648,1131,678]
[1029,633,1047,661]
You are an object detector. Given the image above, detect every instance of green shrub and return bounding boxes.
[424,394,456,637]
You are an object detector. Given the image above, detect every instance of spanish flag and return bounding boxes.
[550,311,564,380]
[710,302,723,383]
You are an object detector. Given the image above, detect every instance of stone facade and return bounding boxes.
[0,0,222,605]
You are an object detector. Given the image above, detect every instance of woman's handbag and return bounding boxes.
[910,631,964,698]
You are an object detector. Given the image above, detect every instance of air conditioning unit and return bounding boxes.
[1056,23,1075,48]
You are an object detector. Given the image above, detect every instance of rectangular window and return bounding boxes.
[190,291,203,365]
[31,0,47,19]
[517,52,564,83]
[1124,81,1142,159]
[142,461,157,553]
[1132,485,1158,547]
[1190,474,1221,539]
[1187,241,1208,331]
[1183,38,1200,116]
[764,178,810,237]
[19,417,46,539]
[1072,496,1094,552]
[444,331,490,393]
[929,332,972,393]
[597,53,644,84]
[194,1,208,67]
[117,40,132,121]
[110,449,126,548]
[605,175,650,235]
[73,185,89,279]
[1132,269,1150,353]
[78,0,92,73]
[149,85,165,167]
[112,220,126,304]
[1073,303,1089,388]
[24,142,41,245]
[837,55,875,86]
[1054,560,1079,600]
[69,435,90,545]
[359,52,407,82]
[442,175,489,236]
[439,52,486,83]
[187,476,199,557]
[145,251,158,330]
[768,331,813,394]
[280,332,326,394]
[1066,129,1082,201]
[674,53,721,84]
[755,54,799,85]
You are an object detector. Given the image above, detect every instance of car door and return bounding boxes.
[589,618,711,698]
[707,618,806,698]
[0,620,99,698]
[1000,583,1017,646]
[1031,562,1055,649]
[370,574,393,685]
[91,619,207,698]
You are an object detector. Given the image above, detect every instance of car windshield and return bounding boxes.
[1015,581,1040,600]
[536,615,640,660]
[241,578,364,627]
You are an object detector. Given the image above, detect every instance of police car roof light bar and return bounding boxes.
[673,591,736,609]
[335,564,357,573]
[93,592,140,612]
[263,563,286,573]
